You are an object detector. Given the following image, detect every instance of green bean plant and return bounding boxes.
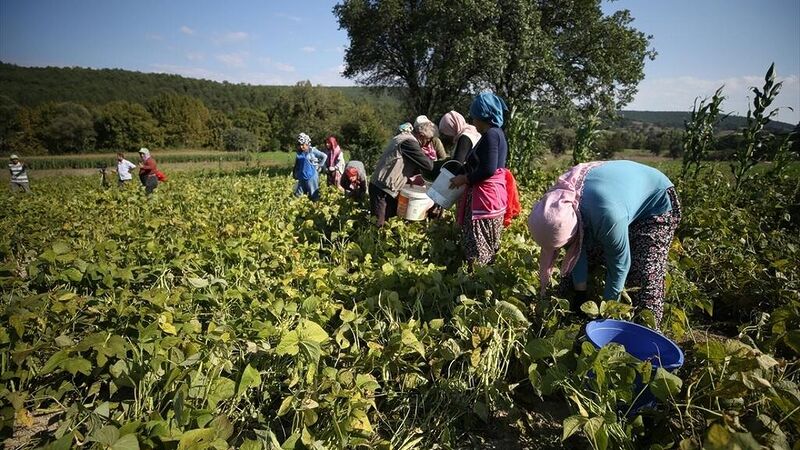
[505,104,548,185]
[572,110,601,165]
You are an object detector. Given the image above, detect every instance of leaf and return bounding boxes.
[347,409,373,433]
[92,425,120,446]
[41,350,70,374]
[207,377,235,409]
[240,439,262,450]
[276,331,300,356]
[580,301,599,317]
[111,434,140,450]
[299,320,329,344]
[562,415,586,441]
[401,329,425,357]
[177,428,216,450]
[63,357,92,376]
[187,277,209,288]
[495,300,529,325]
[277,395,294,417]
[52,241,71,255]
[583,417,607,450]
[649,368,683,402]
[209,415,233,440]
[237,364,262,397]
[525,338,552,360]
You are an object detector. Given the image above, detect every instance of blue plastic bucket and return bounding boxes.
[585,319,684,412]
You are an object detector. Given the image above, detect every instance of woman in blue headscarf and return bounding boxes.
[449,92,511,266]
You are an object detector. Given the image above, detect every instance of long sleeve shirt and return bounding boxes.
[139,158,157,177]
[465,127,507,185]
[570,161,675,299]
[294,147,328,181]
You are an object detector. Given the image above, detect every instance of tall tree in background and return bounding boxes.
[95,101,163,151]
[36,102,96,153]
[147,93,210,148]
[334,0,654,118]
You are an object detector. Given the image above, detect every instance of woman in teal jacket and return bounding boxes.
[528,160,681,328]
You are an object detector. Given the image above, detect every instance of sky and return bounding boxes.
[1,0,799,123]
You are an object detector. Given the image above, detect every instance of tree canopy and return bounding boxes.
[334,0,656,118]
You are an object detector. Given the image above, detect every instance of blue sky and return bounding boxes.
[1,0,798,123]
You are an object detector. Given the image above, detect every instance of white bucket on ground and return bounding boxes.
[427,160,465,209]
[397,185,434,221]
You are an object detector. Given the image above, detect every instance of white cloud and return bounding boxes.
[627,74,800,124]
[186,52,205,61]
[213,31,250,45]
[180,26,195,35]
[145,33,163,41]
[275,62,296,73]
[301,46,316,53]
[216,51,250,68]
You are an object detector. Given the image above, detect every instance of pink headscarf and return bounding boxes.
[326,136,342,168]
[527,162,604,296]
[439,111,481,147]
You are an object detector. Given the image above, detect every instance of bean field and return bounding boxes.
[1,165,798,450]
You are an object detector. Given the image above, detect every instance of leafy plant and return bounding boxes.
[682,86,725,179]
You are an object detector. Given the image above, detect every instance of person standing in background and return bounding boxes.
[325,136,346,189]
[115,152,137,187]
[138,148,158,195]
[8,154,30,193]
[293,133,328,201]
[439,111,482,163]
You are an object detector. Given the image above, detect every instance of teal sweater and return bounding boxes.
[571,161,674,299]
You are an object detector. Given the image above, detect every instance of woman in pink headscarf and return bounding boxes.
[324,136,346,188]
[528,161,681,328]
[438,111,481,163]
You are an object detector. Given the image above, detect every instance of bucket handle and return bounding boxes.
[441,160,463,174]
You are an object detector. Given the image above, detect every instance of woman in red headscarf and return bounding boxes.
[324,136,346,188]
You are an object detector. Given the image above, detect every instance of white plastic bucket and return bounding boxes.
[427,160,465,209]
[397,185,434,221]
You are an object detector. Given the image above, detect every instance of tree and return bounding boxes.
[206,110,232,150]
[95,101,163,151]
[340,103,391,169]
[36,102,96,153]
[223,128,259,152]
[146,93,210,148]
[334,0,654,118]
[271,81,350,150]
[232,108,271,150]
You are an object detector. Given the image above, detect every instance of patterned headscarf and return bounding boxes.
[398,122,413,134]
[469,92,508,127]
[297,133,311,146]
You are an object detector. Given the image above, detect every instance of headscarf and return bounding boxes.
[297,133,311,146]
[469,92,508,128]
[411,115,438,160]
[527,162,604,296]
[345,166,359,179]
[398,122,413,134]
[138,147,150,160]
[325,136,342,168]
[438,111,481,146]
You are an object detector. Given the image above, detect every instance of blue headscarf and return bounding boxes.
[469,92,508,128]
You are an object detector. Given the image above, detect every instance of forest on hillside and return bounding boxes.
[0,62,796,162]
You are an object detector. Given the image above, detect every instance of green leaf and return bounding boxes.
[562,415,586,441]
[207,377,235,409]
[583,417,607,450]
[237,364,261,397]
[240,439,263,450]
[401,329,425,357]
[187,277,209,288]
[63,357,92,376]
[111,434,140,450]
[299,320,329,344]
[209,415,233,440]
[580,301,599,317]
[52,241,71,255]
[649,368,683,402]
[495,300,529,325]
[525,338,551,360]
[277,395,294,417]
[276,330,300,356]
[784,330,800,354]
[92,425,120,446]
[62,268,83,282]
[41,350,70,374]
[177,428,216,450]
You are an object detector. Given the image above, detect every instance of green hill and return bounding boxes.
[618,110,795,133]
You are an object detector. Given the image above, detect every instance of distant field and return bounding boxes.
[7,150,294,171]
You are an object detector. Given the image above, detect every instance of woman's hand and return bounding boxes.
[449,174,468,189]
